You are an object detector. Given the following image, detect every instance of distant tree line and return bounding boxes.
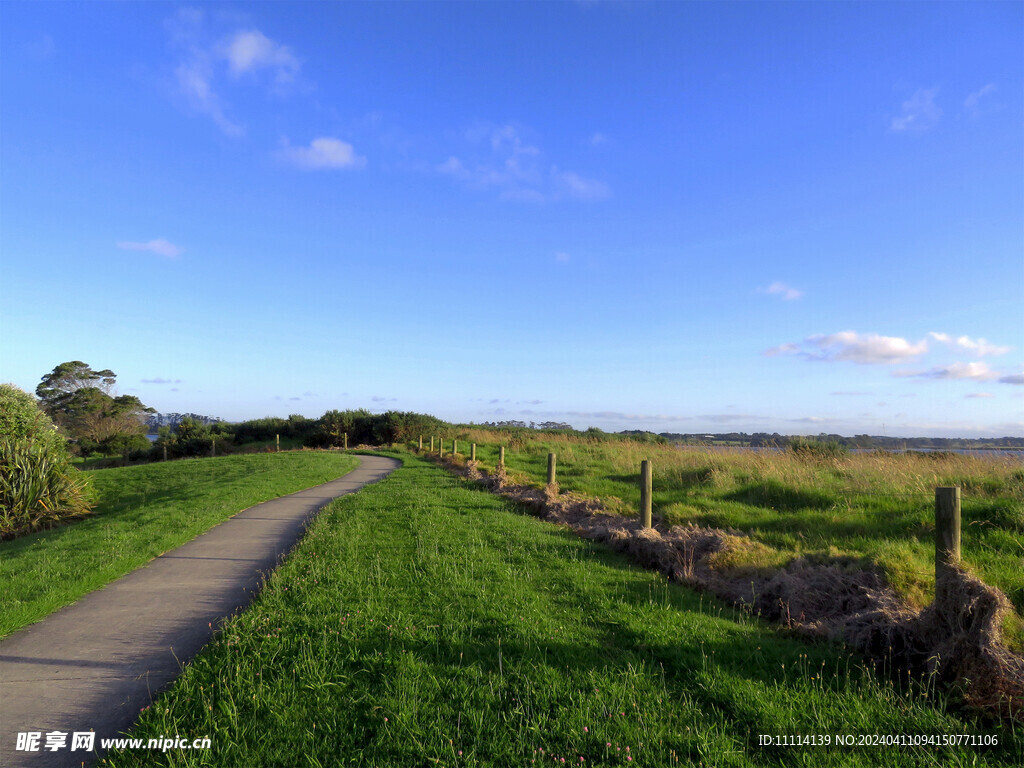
[481,420,574,431]
[146,412,222,430]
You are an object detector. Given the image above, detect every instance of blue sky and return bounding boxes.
[2,1,1021,437]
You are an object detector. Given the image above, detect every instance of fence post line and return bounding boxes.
[499,445,505,468]
[471,443,476,461]
[276,434,280,452]
[935,487,961,581]
[547,452,557,487]
[640,460,653,529]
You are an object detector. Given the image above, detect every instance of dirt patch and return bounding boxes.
[448,456,1024,721]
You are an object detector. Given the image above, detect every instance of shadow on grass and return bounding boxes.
[724,479,834,511]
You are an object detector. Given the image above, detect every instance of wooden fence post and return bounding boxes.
[935,487,961,580]
[343,433,348,450]
[211,438,215,458]
[419,435,423,451]
[547,452,556,487]
[430,436,435,452]
[499,445,505,467]
[439,439,444,458]
[641,460,653,529]
[471,443,476,461]
[276,434,280,452]
[453,439,459,455]
[163,445,167,461]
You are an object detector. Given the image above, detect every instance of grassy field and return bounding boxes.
[104,452,1019,767]
[439,431,1024,621]
[0,451,358,638]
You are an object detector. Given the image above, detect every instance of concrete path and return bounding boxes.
[0,454,400,768]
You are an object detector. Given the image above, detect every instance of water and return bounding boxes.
[676,444,1024,460]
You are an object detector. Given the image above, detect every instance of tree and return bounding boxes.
[35,362,154,456]
[36,362,116,426]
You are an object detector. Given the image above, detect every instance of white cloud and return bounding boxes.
[440,123,609,202]
[912,361,999,381]
[175,59,243,137]
[965,392,995,399]
[278,137,366,170]
[551,168,610,200]
[999,372,1024,385]
[437,157,465,176]
[928,332,1010,356]
[890,87,942,132]
[759,281,803,301]
[806,331,928,364]
[764,342,801,357]
[964,84,997,118]
[165,10,302,136]
[223,29,299,83]
[117,239,184,258]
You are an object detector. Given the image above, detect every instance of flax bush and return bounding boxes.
[0,383,94,539]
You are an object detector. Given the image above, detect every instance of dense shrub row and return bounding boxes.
[229,414,316,443]
[305,409,449,447]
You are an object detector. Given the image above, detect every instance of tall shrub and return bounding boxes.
[788,436,849,460]
[0,383,95,539]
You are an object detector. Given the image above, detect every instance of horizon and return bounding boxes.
[2,1,1022,439]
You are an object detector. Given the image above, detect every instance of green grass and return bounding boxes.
[104,453,1019,767]
[0,451,358,638]
[444,432,1024,620]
